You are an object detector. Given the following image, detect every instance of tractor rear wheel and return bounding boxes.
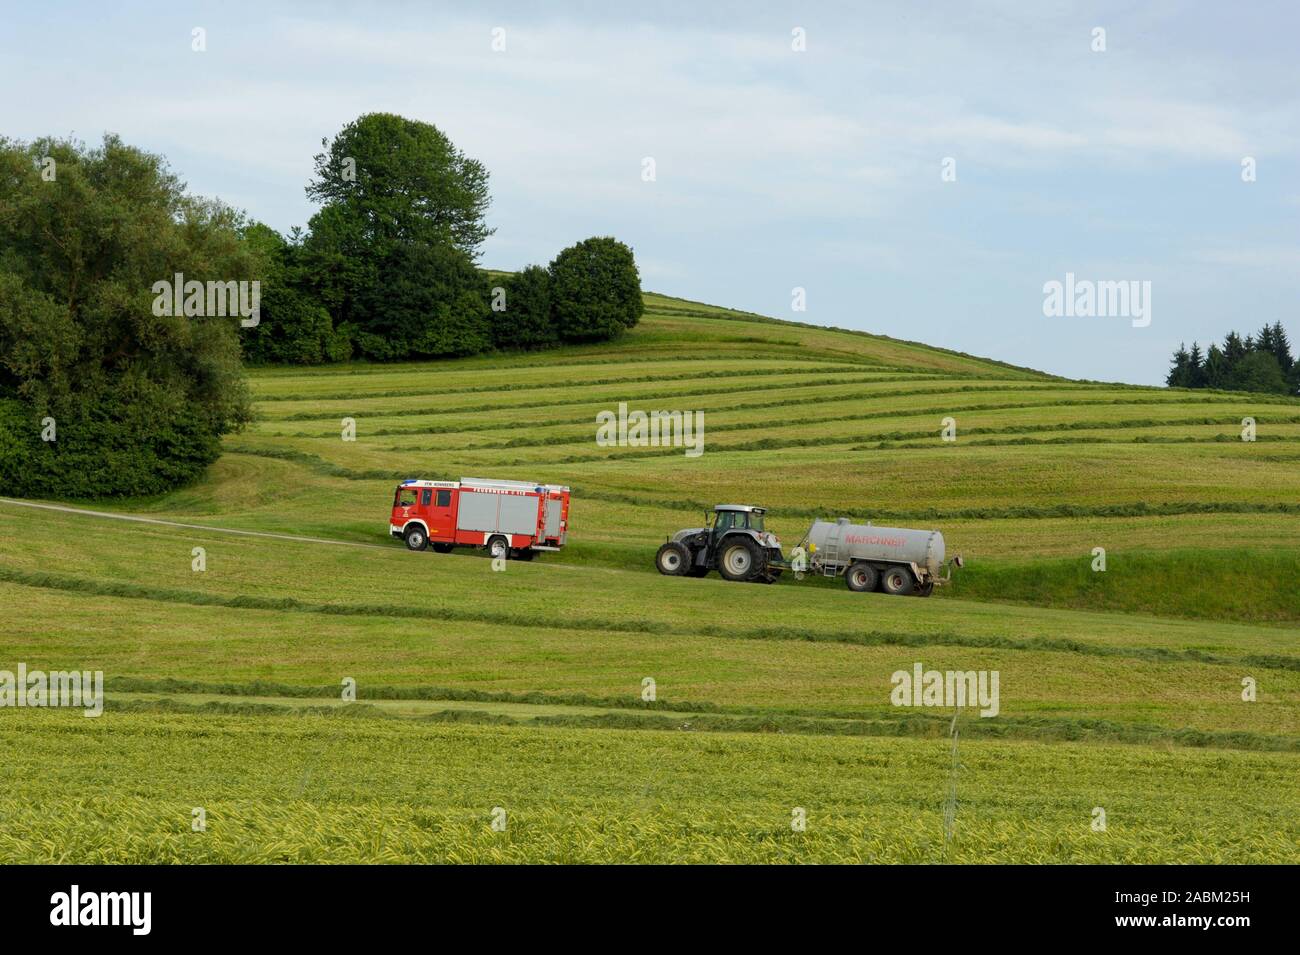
[655,541,690,576]
[718,537,765,582]
[845,561,878,593]
[403,526,428,551]
[880,564,915,596]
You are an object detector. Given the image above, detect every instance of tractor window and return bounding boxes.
[715,512,735,531]
[396,488,418,507]
[421,489,432,506]
[436,490,452,507]
[749,513,764,532]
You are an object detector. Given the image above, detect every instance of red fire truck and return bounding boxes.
[390,477,570,560]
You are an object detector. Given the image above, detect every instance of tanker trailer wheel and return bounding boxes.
[488,536,510,560]
[845,561,878,593]
[718,537,764,582]
[403,525,428,551]
[655,541,691,576]
[880,564,915,596]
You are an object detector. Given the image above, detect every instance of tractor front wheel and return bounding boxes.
[718,537,765,582]
[655,541,691,576]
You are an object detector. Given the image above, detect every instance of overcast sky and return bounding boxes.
[4,1,1297,383]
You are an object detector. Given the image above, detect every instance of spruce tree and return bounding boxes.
[1187,342,1206,388]
[1166,343,1192,387]
[1269,321,1293,373]
[1255,324,1276,358]
[1202,344,1227,389]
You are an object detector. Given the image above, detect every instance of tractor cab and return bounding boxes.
[709,504,765,539]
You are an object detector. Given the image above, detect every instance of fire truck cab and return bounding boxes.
[390,477,570,560]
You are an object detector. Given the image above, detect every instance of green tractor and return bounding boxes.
[654,504,784,583]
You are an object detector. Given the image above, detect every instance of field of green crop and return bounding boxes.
[1,290,1297,863]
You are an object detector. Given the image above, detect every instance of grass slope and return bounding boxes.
[1,289,1297,863]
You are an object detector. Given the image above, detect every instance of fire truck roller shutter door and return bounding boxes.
[456,491,500,532]
[499,493,541,536]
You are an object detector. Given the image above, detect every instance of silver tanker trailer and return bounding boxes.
[799,517,963,596]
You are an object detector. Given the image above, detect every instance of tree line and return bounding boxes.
[242,112,642,364]
[0,113,641,497]
[1166,323,1297,395]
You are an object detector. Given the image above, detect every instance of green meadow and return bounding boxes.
[1,291,1297,862]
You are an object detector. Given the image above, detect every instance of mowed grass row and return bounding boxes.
[1,710,1294,863]
[3,581,1296,737]
[1,505,1296,661]
[555,442,1300,513]
[233,429,1300,488]
[244,290,1042,406]
[371,412,1300,456]
[252,363,914,416]
[250,375,1294,433]
[221,439,1300,521]
[253,387,1295,449]
[78,450,1300,566]
[615,295,1052,377]
[254,373,1046,424]
[250,359,919,404]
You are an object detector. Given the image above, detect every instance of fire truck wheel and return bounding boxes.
[432,543,454,554]
[488,537,510,560]
[403,526,428,551]
[655,541,690,576]
[511,548,536,561]
[718,537,764,582]
[880,564,915,596]
[845,562,878,593]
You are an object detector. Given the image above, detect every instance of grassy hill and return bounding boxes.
[1,290,1297,862]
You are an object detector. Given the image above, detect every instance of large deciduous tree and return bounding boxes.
[306,112,493,258]
[301,112,495,358]
[0,134,255,496]
[549,237,643,343]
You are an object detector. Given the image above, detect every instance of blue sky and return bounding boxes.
[4,1,1297,383]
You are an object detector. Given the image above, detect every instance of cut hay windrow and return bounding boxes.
[3,564,1296,671]
[99,694,1300,752]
